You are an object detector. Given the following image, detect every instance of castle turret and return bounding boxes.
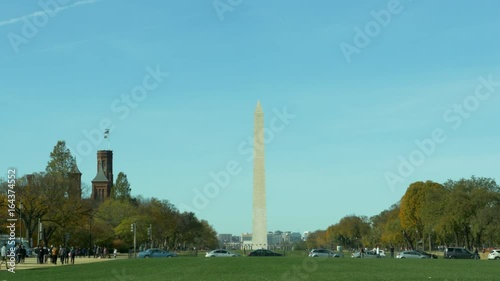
[91,150,113,200]
[68,163,82,199]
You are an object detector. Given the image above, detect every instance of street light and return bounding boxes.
[37,218,42,246]
[130,222,136,258]
[89,216,93,258]
[19,202,23,245]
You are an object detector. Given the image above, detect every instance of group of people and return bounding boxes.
[93,245,116,259]
[37,245,118,264]
[0,243,119,270]
[0,243,28,266]
[356,245,395,258]
[35,245,78,265]
[15,244,27,263]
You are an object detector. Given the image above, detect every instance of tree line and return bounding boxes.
[306,177,500,251]
[0,141,218,252]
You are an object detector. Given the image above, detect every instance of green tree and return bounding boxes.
[111,172,131,201]
[399,181,444,249]
[371,204,404,248]
[338,215,370,243]
[198,220,218,249]
[305,230,327,249]
[46,141,76,176]
[443,176,500,249]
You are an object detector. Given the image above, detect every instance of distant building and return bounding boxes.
[231,235,241,243]
[241,233,252,249]
[289,232,302,243]
[240,230,305,248]
[267,231,283,246]
[217,234,232,246]
[68,163,82,199]
[91,150,114,200]
[303,231,311,241]
[26,162,82,201]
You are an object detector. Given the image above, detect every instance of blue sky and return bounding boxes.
[1,0,500,236]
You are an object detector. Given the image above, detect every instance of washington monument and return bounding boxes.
[252,100,267,249]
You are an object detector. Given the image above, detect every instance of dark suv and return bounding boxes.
[444,247,477,259]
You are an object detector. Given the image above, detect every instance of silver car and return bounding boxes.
[205,249,239,257]
[309,249,344,258]
[396,251,428,259]
[488,249,500,260]
[351,250,380,258]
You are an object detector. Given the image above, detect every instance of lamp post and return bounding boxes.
[19,202,23,245]
[37,218,42,246]
[130,222,136,258]
[89,216,93,258]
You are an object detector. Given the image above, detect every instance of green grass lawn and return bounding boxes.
[1,256,498,281]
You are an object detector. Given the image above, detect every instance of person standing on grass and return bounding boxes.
[14,244,19,264]
[0,243,7,269]
[52,245,58,264]
[59,246,66,265]
[390,245,394,258]
[113,248,117,259]
[20,245,26,264]
[70,247,76,264]
[474,247,480,259]
[49,245,53,263]
[59,246,65,264]
[37,245,44,264]
[44,247,49,263]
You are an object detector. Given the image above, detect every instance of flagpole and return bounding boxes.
[104,129,110,150]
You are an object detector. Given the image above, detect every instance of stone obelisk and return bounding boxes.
[252,100,267,249]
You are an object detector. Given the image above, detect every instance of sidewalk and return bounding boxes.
[1,255,124,271]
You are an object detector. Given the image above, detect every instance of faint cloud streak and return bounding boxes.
[0,0,99,27]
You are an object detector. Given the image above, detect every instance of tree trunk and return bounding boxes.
[402,230,414,250]
[463,225,471,249]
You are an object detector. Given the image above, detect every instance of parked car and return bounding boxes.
[444,247,477,259]
[248,249,283,256]
[415,250,438,259]
[137,248,177,258]
[351,250,380,258]
[396,251,428,259]
[205,249,239,257]
[371,249,386,257]
[308,249,344,258]
[488,249,500,260]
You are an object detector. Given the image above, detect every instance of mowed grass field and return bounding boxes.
[0,255,498,281]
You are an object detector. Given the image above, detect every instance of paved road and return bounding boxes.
[1,255,126,271]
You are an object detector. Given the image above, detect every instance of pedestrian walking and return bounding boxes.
[0,243,7,269]
[52,245,58,264]
[70,247,76,264]
[37,245,44,264]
